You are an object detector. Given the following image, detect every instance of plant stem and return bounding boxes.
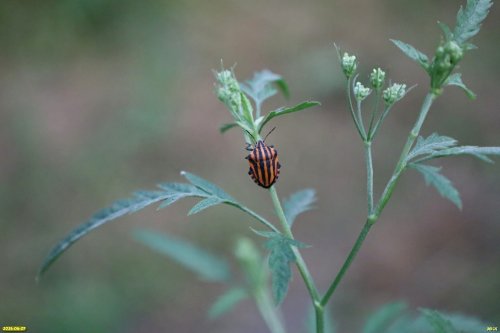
[347,77,366,140]
[235,203,281,233]
[364,141,374,214]
[321,218,373,306]
[374,92,436,216]
[268,186,324,332]
[255,287,286,333]
[321,92,437,306]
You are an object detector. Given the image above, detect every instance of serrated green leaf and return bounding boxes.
[220,122,238,134]
[407,133,458,161]
[158,182,208,196]
[188,197,224,215]
[181,171,235,202]
[411,164,462,209]
[363,302,408,333]
[420,309,457,333]
[240,70,290,109]
[37,190,177,280]
[426,146,500,163]
[438,21,453,41]
[391,39,429,71]
[133,229,230,282]
[208,287,248,319]
[283,189,317,227]
[257,101,321,134]
[262,233,308,305]
[445,73,476,99]
[453,0,493,44]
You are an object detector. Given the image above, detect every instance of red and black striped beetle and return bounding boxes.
[245,128,281,188]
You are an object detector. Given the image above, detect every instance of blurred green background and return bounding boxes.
[1,0,499,332]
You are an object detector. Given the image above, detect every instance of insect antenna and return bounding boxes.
[262,126,276,143]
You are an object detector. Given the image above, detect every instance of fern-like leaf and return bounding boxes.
[38,172,243,280]
[453,0,493,44]
[391,39,430,71]
[445,73,476,99]
[37,190,176,279]
[407,133,457,161]
[254,231,308,305]
[283,189,317,227]
[410,164,462,209]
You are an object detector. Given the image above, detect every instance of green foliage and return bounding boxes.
[216,68,319,141]
[364,303,491,333]
[240,70,290,113]
[363,302,408,333]
[181,171,234,201]
[410,163,462,209]
[132,229,230,282]
[283,189,317,227]
[390,39,429,71]
[253,230,308,305]
[407,133,457,161]
[445,73,476,99]
[208,287,249,319]
[453,0,493,44]
[37,190,175,279]
[38,171,251,279]
[407,133,500,164]
[424,146,500,163]
[421,309,456,333]
[256,101,321,135]
[188,197,225,215]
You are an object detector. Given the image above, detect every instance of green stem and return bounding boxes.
[364,141,374,214]
[356,99,367,138]
[347,77,366,140]
[255,287,286,333]
[367,89,380,137]
[374,92,436,216]
[321,92,437,307]
[235,203,280,233]
[268,186,323,332]
[368,104,392,141]
[321,218,374,306]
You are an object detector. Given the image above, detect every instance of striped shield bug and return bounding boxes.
[245,127,281,188]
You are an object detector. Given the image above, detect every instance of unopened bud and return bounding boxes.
[370,68,386,89]
[341,52,357,78]
[383,83,407,105]
[354,82,371,101]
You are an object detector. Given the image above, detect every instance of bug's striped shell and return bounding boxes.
[245,140,281,188]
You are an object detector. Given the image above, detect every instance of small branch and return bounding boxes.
[365,141,374,214]
[268,187,323,332]
[347,77,366,140]
[321,92,438,307]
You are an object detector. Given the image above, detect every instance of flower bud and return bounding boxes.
[383,83,407,105]
[341,52,357,78]
[444,41,463,63]
[370,68,386,89]
[215,70,242,116]
[354,81,371,101]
